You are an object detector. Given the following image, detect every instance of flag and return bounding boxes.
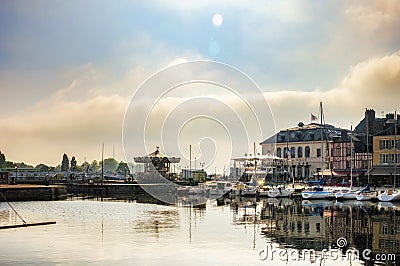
[311,113,318,122]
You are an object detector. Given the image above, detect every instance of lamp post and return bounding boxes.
[14,166,17,185]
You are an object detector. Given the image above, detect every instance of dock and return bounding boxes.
[0,184,67,201]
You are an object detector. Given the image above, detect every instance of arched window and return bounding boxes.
[283,147,289,158]
[277,148,282,158]
[290,147,296,158]
[298,147,303,158]
[305,146,311,158]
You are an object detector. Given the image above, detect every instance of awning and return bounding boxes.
[334,170,364,178]
[313,169,340,177]
[367,166,400,176]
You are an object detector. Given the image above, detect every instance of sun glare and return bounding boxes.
[212,13,223,27]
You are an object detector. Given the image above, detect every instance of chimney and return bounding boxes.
[365,109,375,135]
[341,130,348,141]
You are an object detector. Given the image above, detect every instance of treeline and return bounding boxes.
[0,151,130,175]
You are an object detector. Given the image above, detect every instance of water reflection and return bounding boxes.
[0,196,399,265]
[230,197,400,264]
[133,209,180,236]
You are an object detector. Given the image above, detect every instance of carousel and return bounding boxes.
[134,147,181,180]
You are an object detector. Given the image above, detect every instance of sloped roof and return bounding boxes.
[260,123,344,144]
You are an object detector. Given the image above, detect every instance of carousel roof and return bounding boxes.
[134,147,181,163]
[146,148,167,158]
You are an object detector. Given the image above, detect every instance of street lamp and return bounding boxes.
[14,166,17,185]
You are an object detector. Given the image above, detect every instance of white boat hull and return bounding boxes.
[356,193,372,201]
[378,191,400,202]
[335,191,357,200]
[301,191,332,199]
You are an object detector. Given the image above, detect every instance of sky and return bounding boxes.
[1,0,400,172]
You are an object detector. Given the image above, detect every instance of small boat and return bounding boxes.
[301,187,333,199]
[267,186,293,198]
[335,188,357,200]
[242,185,258,197]
[356,184,373,201]
[356,192,373,201]
[207,181,233,197]
[377,189,400,202]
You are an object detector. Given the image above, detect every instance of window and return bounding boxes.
[298,147,303,158]
[380,154,400,165]
[380,139,400,150]
[317,148,321,157]
[283,147,289,158]
[277,148,282,158]
[290,147,296,158]
[305,146,310,158]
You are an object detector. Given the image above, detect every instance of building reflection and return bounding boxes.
[230,198,400,263]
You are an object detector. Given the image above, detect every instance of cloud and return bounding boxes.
[265,50,400,130]
[2,50,400,167]
[0,94,128,166]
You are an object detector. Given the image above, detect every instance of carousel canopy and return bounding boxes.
[134,147,181,164]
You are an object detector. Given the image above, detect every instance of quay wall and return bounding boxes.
[67,183,148,197]
[0,185,67,202]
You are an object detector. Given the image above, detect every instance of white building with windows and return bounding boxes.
[260,122,344,180]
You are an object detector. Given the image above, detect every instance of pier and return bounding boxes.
[0,184,67,201]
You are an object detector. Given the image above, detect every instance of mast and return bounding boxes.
[395,110,397,189]
[366,110,370,184]
[320,102,324,175]
[350,125,353,189]
[254,142,257,180]
[101,143,104,185]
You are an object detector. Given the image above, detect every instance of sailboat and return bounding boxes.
[356,184,373,201]
[335,126,357,200]
[302,102,333,199]
[378,111,400,202]
[357,121,374,201]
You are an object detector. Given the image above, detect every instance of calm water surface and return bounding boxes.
[0,197,399,265]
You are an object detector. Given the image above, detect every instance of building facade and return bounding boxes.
[261,122,342,180]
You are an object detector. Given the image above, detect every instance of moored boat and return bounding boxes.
[301,187,333,199]
[356,184,373,201]
[335,188,357,200]
[377,189,400,202]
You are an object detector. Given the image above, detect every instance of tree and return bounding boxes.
[81,161,90,173]
[102,158,118,173]
[90,160,99,172]
[70,156,77,172]
[116,161,130,176]
[35,163,50,172]
[0,151,6,168]
[16,162,34,168]
[61,154,69,172]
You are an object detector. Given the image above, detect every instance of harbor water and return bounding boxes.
[0,197,399,265]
